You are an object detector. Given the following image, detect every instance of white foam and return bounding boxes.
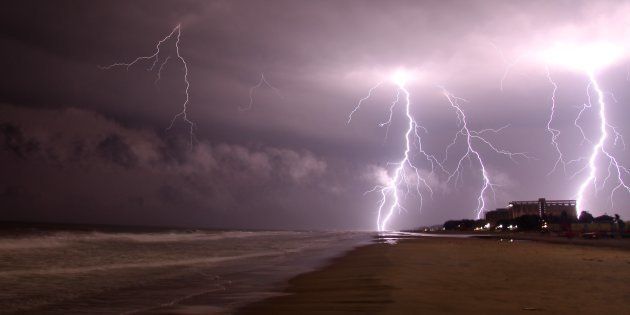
[0,230,302,250]
[0,251,282,278]
[0,237,67,250]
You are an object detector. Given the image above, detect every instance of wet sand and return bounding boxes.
[238,237,630,314]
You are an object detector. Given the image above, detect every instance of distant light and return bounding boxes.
[484,223,491,229]
[541,42,623,73]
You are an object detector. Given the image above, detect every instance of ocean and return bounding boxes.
[0,225,371,314]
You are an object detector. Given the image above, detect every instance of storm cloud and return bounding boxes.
[1,1,629,229]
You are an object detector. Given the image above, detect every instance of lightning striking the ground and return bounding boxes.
[348,70,445,231]
[239,73,283,111]
[491,42,630,216]
[541,42,630,215]
[100,24,195,147]
[574,71,630,213]
[441,88,532,219]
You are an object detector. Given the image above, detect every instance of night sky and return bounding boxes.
[1,0,629,230]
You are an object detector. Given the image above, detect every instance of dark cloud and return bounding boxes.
[97,134,139,168]
[158,185,185,206]
[0,104,354,229]
[1,123,40,159]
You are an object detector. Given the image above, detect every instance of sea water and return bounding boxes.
[0,227,371,314]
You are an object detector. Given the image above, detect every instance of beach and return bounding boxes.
[238,236,630,314]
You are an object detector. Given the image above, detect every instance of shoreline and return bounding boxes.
[237,236,630,314]
[133,232,374,314]
[0,229,372,314]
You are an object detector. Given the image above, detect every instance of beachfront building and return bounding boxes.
[538,199,577,218]
[485,198,577,224]
[485,208,512,224]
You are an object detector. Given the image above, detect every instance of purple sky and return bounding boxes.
[1,0,629,230]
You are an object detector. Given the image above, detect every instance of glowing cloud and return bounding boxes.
[389,68,416,87]
[540,42,623,73]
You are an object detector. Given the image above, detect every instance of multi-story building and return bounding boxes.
[485,198,577,224]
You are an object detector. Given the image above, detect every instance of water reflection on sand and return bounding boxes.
[375,231,492,244]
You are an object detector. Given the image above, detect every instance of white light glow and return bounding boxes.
[541,42,623,72]
[390,68,414,87]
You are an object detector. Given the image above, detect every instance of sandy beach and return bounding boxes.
[238,237,630,314]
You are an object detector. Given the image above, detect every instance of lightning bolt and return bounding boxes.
[492,46,574,179]
[489,42,525,93]
[347,81,383,124]
[544,67,569,175]
[441,88,532,219]
[100,24,195,148]
[349,73,444,231]
[574,71,630,213]
[573,96,593,147]
[239,73,283,111]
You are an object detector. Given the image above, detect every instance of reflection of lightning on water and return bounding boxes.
[441,88,532,219]
[100,24,195,147]
[348,70,444,231]
[239,73,283,111]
